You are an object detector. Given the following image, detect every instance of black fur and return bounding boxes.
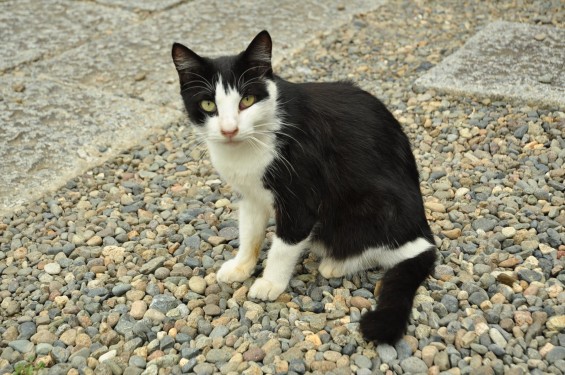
[264,79,434,253]
[360,249,436,344]
[172,31,436,345]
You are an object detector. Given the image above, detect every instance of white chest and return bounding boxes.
[207,140,275,206]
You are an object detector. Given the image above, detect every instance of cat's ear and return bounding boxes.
[172,42,204,72]
[243,30,272,75]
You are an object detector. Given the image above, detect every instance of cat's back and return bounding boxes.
[276,78,398,127]
[273,77,418,183]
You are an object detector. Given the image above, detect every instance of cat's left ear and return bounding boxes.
[172,42,204,72]
[243,30,272,76]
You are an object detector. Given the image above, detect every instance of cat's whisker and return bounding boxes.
[183,72,214,91]
[237,66,262,90]
[252,124,306,154]
[239,76,263,91]
[255,120,307,136]
[275,96,296,107]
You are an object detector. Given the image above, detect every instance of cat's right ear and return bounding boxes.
[172,42,203,72]
[243,31,272,76]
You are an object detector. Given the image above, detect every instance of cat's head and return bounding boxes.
[172,31,279,145]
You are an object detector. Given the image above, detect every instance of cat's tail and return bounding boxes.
[359,243,436,345]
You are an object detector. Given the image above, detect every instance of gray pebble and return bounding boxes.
[546,347,565,364]
[354,354,373,369]
[517,269,543,283]
[112,283,132,296]
[209,325,230,339]
[376,343,397,362]
[441,294,459,313]
[18,322,37,340]
[205,348,232,363]
[401,357,428,373]
[472,218,497,232]
[468,290,489,306]
[149,294,179,313]
[140,256,166,274]
[8,340,34,353]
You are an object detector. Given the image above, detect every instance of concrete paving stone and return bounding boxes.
[414,21,565,107]
[95,0,185,12]
[0,75,183,215]
[0,0,139,72]
[26,0,385,110]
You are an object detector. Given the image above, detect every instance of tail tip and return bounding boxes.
[360,308,407,345]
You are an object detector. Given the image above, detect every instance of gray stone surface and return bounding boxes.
[26,0,384,110]
[95,0,184,11]
[0,0,138,71]
[0,76,182,214]
[414,21,565,107]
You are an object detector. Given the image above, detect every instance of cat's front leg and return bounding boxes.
[216,199,269,284]
[248,235,309,300]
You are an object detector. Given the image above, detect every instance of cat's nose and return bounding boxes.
[220,128,239,138]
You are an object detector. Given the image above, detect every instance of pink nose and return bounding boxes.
[221,128,239,138]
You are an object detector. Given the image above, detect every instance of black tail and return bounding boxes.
[360,248,436,345]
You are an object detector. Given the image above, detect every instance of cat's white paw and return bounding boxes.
[248,277,286,300]
[216,259,253,284]
[319,258,346,279]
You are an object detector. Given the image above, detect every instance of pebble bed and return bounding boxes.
[1,1,565,375]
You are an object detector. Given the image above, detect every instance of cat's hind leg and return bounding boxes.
[310,241,347,279]
[318,257,347,279]
[315,241,376,279]
[216,199,270,284]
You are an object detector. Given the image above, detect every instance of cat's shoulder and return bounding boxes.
[277,78,359,91]
[275,78,370,101]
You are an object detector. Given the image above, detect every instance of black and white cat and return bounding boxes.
[172,31,436,344]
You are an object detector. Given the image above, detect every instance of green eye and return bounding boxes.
[200,100,216,113]
[239,95,255,110]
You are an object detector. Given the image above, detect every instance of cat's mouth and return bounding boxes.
[222,138,244,146]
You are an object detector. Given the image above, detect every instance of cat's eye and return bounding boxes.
[199,100,216,113]
[239,95,256,110]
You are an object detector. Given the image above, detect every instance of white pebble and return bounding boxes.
[44,263,61,275]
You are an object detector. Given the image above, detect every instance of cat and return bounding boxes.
[171,30,436,344]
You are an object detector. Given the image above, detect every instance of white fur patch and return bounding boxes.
[205,78,280,199]
[210,77,282,288]
[248,235,310,300]
[216,199,271,284]
[317,237,434,277]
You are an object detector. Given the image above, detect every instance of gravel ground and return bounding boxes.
[1,0,565,374]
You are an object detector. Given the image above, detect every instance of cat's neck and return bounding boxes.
[207,133,276,195]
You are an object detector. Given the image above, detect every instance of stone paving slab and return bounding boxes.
[414,21,565,108]
[0,75,183,215]
[0,0,139,72]
[26,0,384,110]
[95,0,185,12]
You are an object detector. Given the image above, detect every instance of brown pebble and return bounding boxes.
[203,304,221,316]
[374,280,383,296]
[350,296,372,311]
[90,265,107,274]
[243,347,266,362]
[534,33,546,41]
[498,257,520,268]
[12,83,25,92]
[497,273,517,286]
[147,350,164,362]
[442,228,461,240]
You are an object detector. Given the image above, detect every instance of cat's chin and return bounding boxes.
[208,138,244,146]
[221,139,244,146]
